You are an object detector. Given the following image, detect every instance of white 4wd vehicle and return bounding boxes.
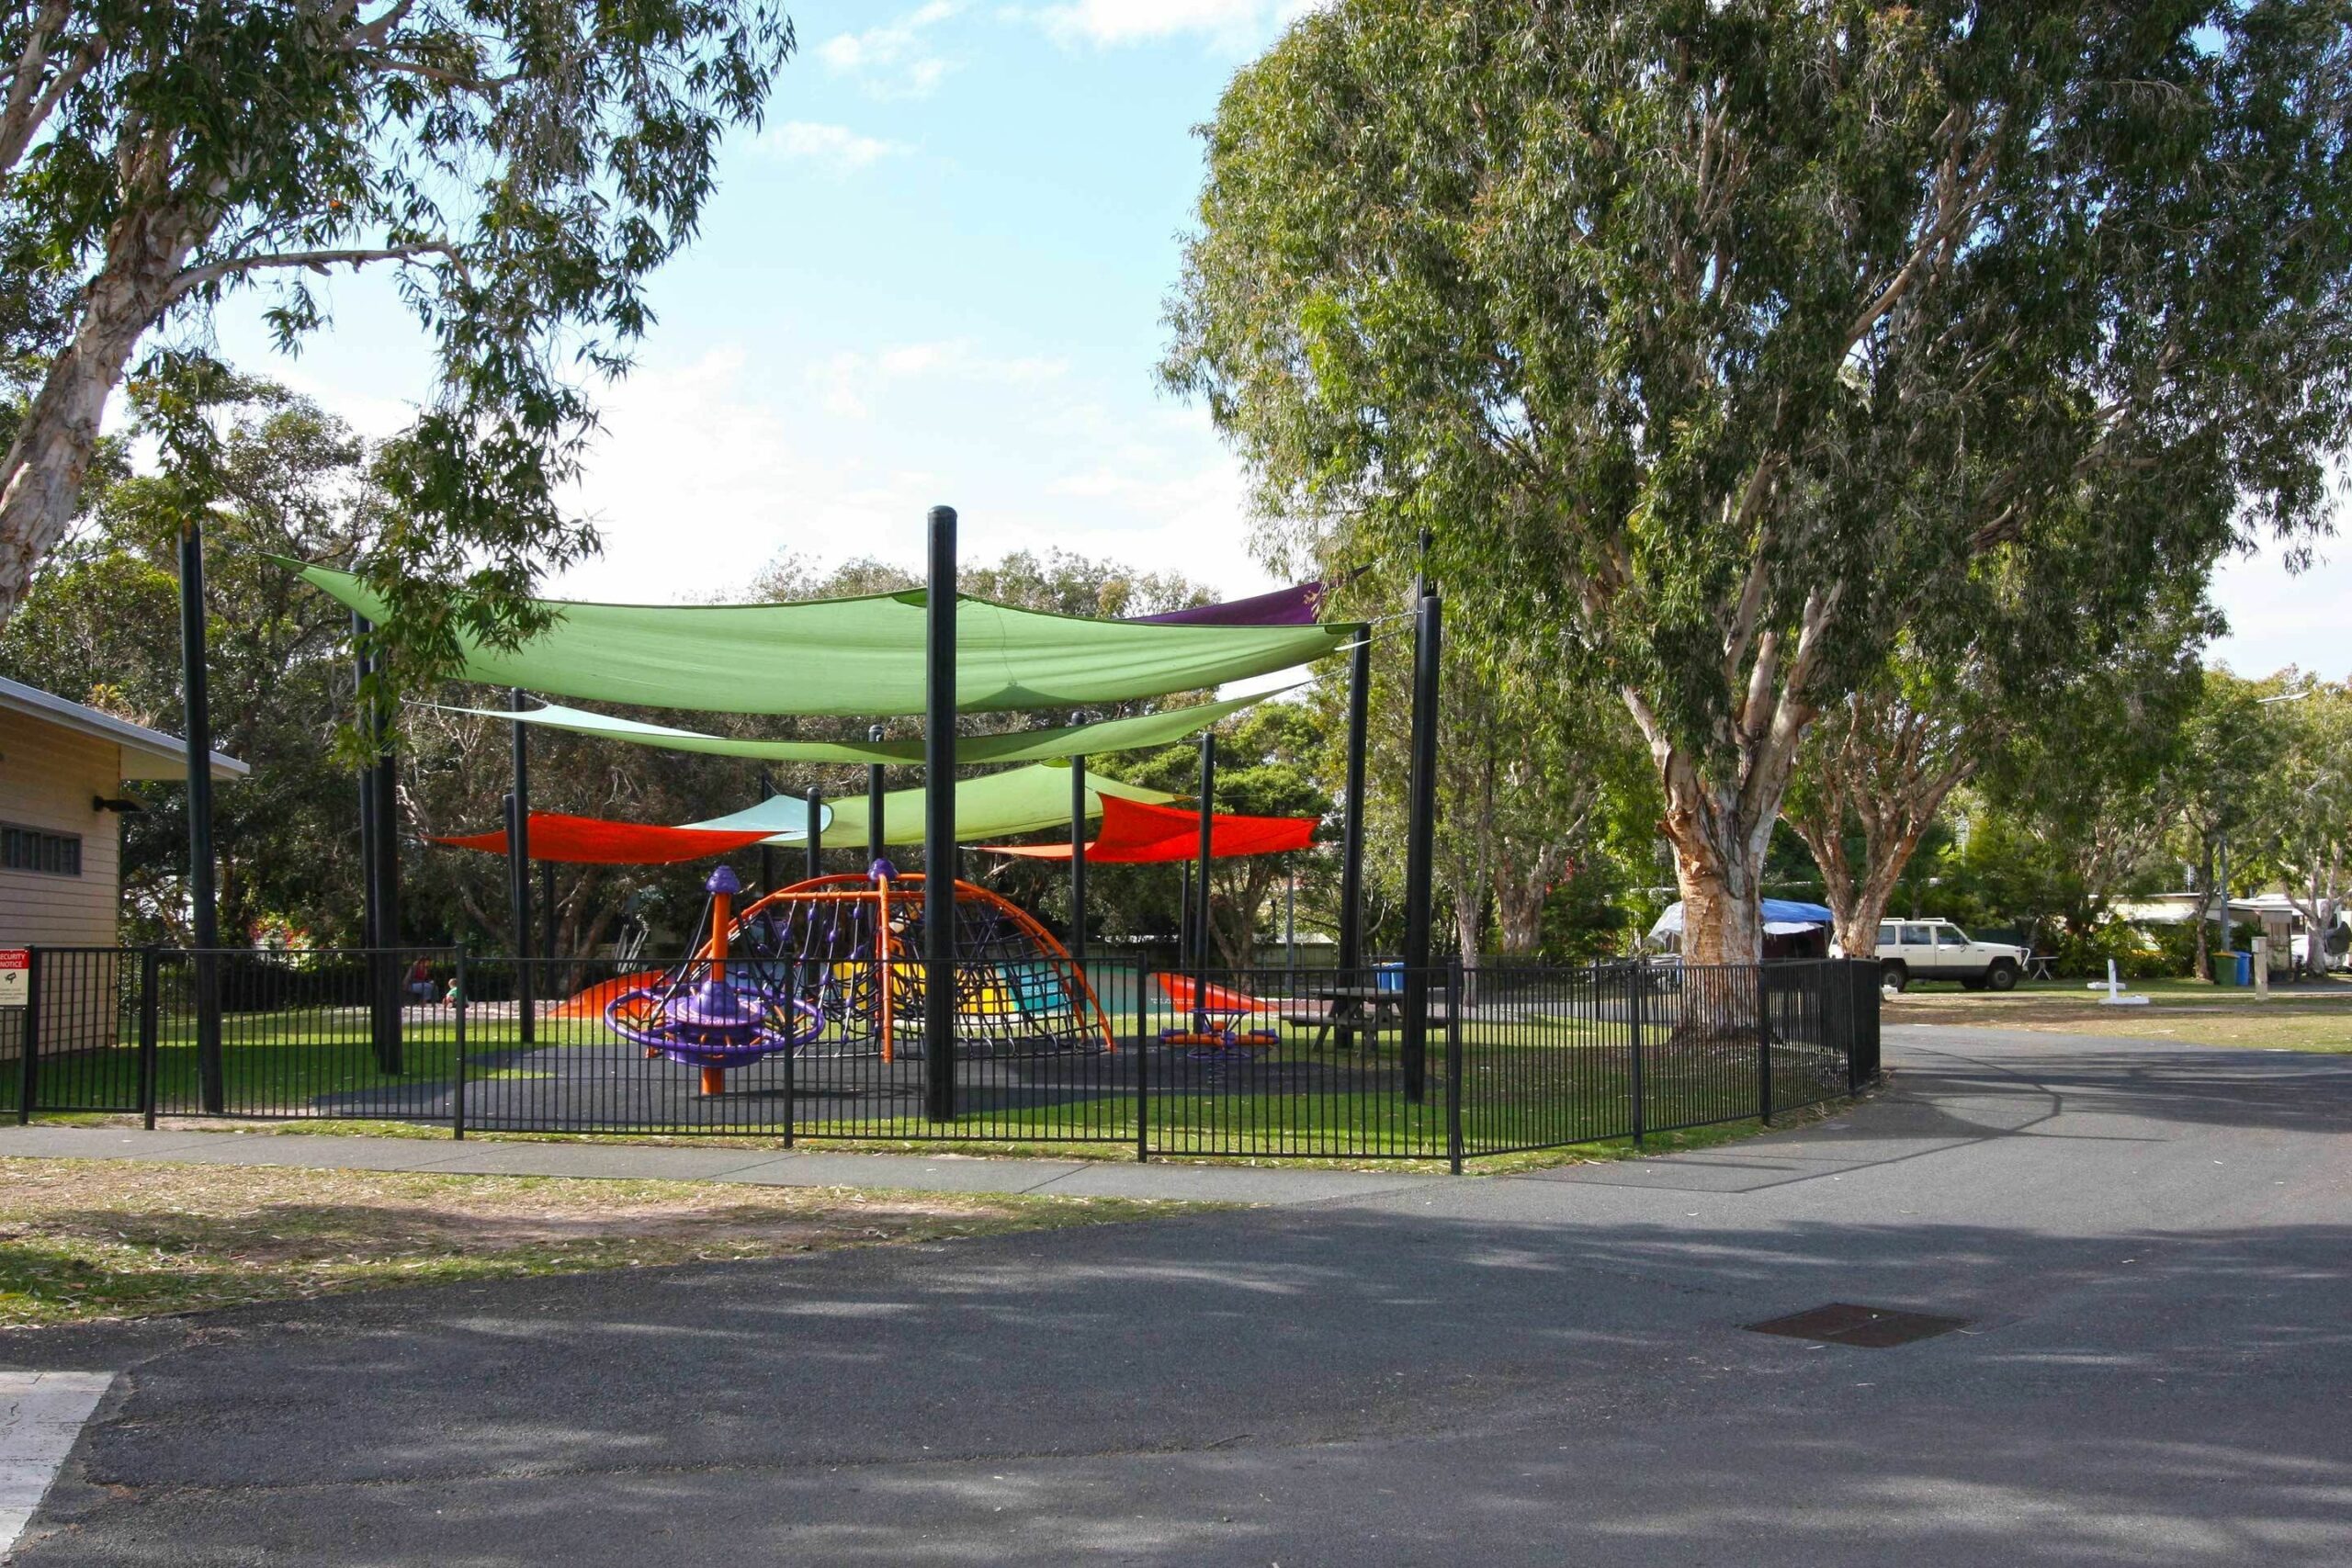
[1873,919,2027,993]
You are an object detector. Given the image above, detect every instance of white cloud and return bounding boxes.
[819,3,962,98]
[759,120,910,173]
[1021,0,1318,49]
[534,344,1274,611]
[808,340,1069,420]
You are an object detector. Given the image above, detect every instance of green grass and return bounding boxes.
[1887,982,2352,1050]
[11,1001,1849,1160]
[0,1157,1200,1327]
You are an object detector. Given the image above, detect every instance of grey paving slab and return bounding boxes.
[399,1142,788,1181]
[0,1128,232,1160]
[730,1151,1093,1193]
[0,1372,110,1557]
[62,1133,466,1172]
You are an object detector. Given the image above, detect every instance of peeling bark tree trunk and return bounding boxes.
[0,186,211,623]
[1623,592,1834,984]
[1784,687,1978,959]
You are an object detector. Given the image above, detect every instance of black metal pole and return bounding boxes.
[1400,587,1442,1104]
[541,862,557,959]
[866,725,887,872]
[354,614,379,950]
[805,786,824,884]
[451,943,468,1140]
[1338,631,1371,1043]
[1178,862,1192,976]
[1194,732,1216,1002]
[759,769,777,895]
[179,520,223,1112]
[369,657,402,1073]
[1069,750,1089,974]
[508,688,534,1045]
[923,505,957,1122]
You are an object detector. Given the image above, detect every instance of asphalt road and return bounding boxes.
[6,1024,2348,1567]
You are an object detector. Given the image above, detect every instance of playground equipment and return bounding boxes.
[729,861,1115,1066]
[1155,973,1282,1052]
[601,866,823,1095]
[596,861,1115,1094]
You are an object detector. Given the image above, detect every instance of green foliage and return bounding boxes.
[0,386,382,943]
[1163,0,2352,958]
[0,0,796,681]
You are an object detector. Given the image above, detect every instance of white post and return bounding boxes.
[2254,935,2270,1000]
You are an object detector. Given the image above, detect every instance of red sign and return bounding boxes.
[0,949,26,1007]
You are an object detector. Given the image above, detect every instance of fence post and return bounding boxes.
[1757,963,1774,1127]
[1627,954,1645,1152]
[139,947,160,1130]
[1135,960,1150,1163]
[451,944,468,1140]
[781,964,796,1149]
[1445,955,1464,1174]
[16,948,37,1124]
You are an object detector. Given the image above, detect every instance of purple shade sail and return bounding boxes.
[1131,579,1331,627]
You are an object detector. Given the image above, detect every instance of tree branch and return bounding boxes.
[165,241,458,303]
[0,6,102,178]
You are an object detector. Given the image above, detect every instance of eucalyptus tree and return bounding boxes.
[0,0,796,672]
[1789,584,2222,956]
[1163,0,2352,964]
[2246,678,2352,974]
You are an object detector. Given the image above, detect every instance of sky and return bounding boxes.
[208,0,2340,679]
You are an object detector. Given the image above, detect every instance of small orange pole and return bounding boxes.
[876,874,895,1063]
[698,879,734,1098]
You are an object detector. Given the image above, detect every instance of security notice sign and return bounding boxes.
[0,950,27,1008]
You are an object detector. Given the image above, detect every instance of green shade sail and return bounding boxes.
[684,763,1178,847]
[300,563,1356,716]
[435,688,1282,764]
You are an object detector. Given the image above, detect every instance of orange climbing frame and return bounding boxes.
[725,873,1117,1062]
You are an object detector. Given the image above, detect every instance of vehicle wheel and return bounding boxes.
[1880,962,1908,996]
[1984,961,2018,993]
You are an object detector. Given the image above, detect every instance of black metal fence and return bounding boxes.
[6,947,1880,1168]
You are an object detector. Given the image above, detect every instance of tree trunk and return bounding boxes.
[0,190,209,626]
[2192,840,2215,983]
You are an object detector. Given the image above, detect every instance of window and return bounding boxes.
[1936,925,1972,947]
[1,824,81,877]
[1876,923,1896,948]
[1900,925,1932,946]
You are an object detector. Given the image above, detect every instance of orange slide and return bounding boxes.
[548,971,669,1021]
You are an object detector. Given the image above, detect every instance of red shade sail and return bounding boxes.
[432,813,779,865]
[982,794,1316,863]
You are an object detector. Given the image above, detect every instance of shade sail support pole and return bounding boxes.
[923,506,957,1123]
[180,518,223,1113]
[353,613,379,951]
[1194,733,1216,1021]
[805,786,824,884]
[866,726,886,870]
[509,687,534,1044]
[1069,749,1088,974]
[1337,632,1371,1047]
[1401,586,1442,1104]
[758,769,777,895]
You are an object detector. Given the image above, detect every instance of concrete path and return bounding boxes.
[2,1024,2347,1566]
[0,1123,1441,1206]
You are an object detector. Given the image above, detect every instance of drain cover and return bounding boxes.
[1745,1303,1971,1348]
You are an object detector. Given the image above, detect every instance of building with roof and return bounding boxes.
[0,675,245,949]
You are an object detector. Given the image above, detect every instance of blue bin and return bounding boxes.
[2230,951,2253,987]
[1373,962,1405,995]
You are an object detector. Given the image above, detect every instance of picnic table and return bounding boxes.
[1295,985,1452,1051]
